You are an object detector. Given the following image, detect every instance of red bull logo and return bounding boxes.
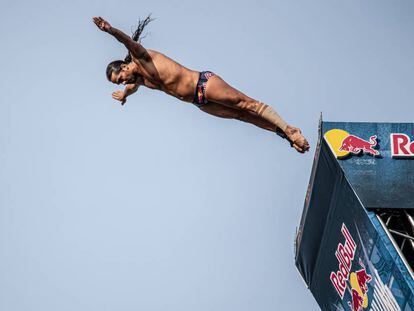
[348,265,372,311]
[324,129,380,158]
[330,223,372,311]
[350,288,365,311]
[390,133,414,158]
[339,135,379,156]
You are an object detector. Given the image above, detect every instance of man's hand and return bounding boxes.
[93,16,111,32]
[112,90,126,105]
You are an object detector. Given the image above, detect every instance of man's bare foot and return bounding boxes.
[284,125,310,153]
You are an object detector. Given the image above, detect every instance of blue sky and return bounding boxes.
[1,0,413,310]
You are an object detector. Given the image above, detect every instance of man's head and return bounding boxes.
[106,60,137,85]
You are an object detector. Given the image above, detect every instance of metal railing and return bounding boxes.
[377,209,414,272]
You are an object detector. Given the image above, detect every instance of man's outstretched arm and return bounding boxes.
[93,17,148,59]
[112,84,140,105]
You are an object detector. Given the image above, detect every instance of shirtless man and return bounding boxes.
[93,16,310,153]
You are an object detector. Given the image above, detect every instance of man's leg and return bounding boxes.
[204,75,309,152]
[200,102,277,132]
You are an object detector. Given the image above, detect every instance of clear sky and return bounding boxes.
[1,0,413,310]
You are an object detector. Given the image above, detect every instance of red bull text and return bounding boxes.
[390,133,414,158]
[330,224,357,298]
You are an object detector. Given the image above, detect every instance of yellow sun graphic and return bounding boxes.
[324,129,351,159]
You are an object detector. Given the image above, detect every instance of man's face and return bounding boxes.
[110,64,136,85]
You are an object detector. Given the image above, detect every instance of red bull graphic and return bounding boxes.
[350,288,365,311]
[324,129,380,159]
[339,135,379,157]
[348,264,372,311]
[330,223,373,311]
[390,133,414,158]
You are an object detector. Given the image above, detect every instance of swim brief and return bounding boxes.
[193,71,216,108]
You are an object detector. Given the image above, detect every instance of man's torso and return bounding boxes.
[132,50,200,103]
